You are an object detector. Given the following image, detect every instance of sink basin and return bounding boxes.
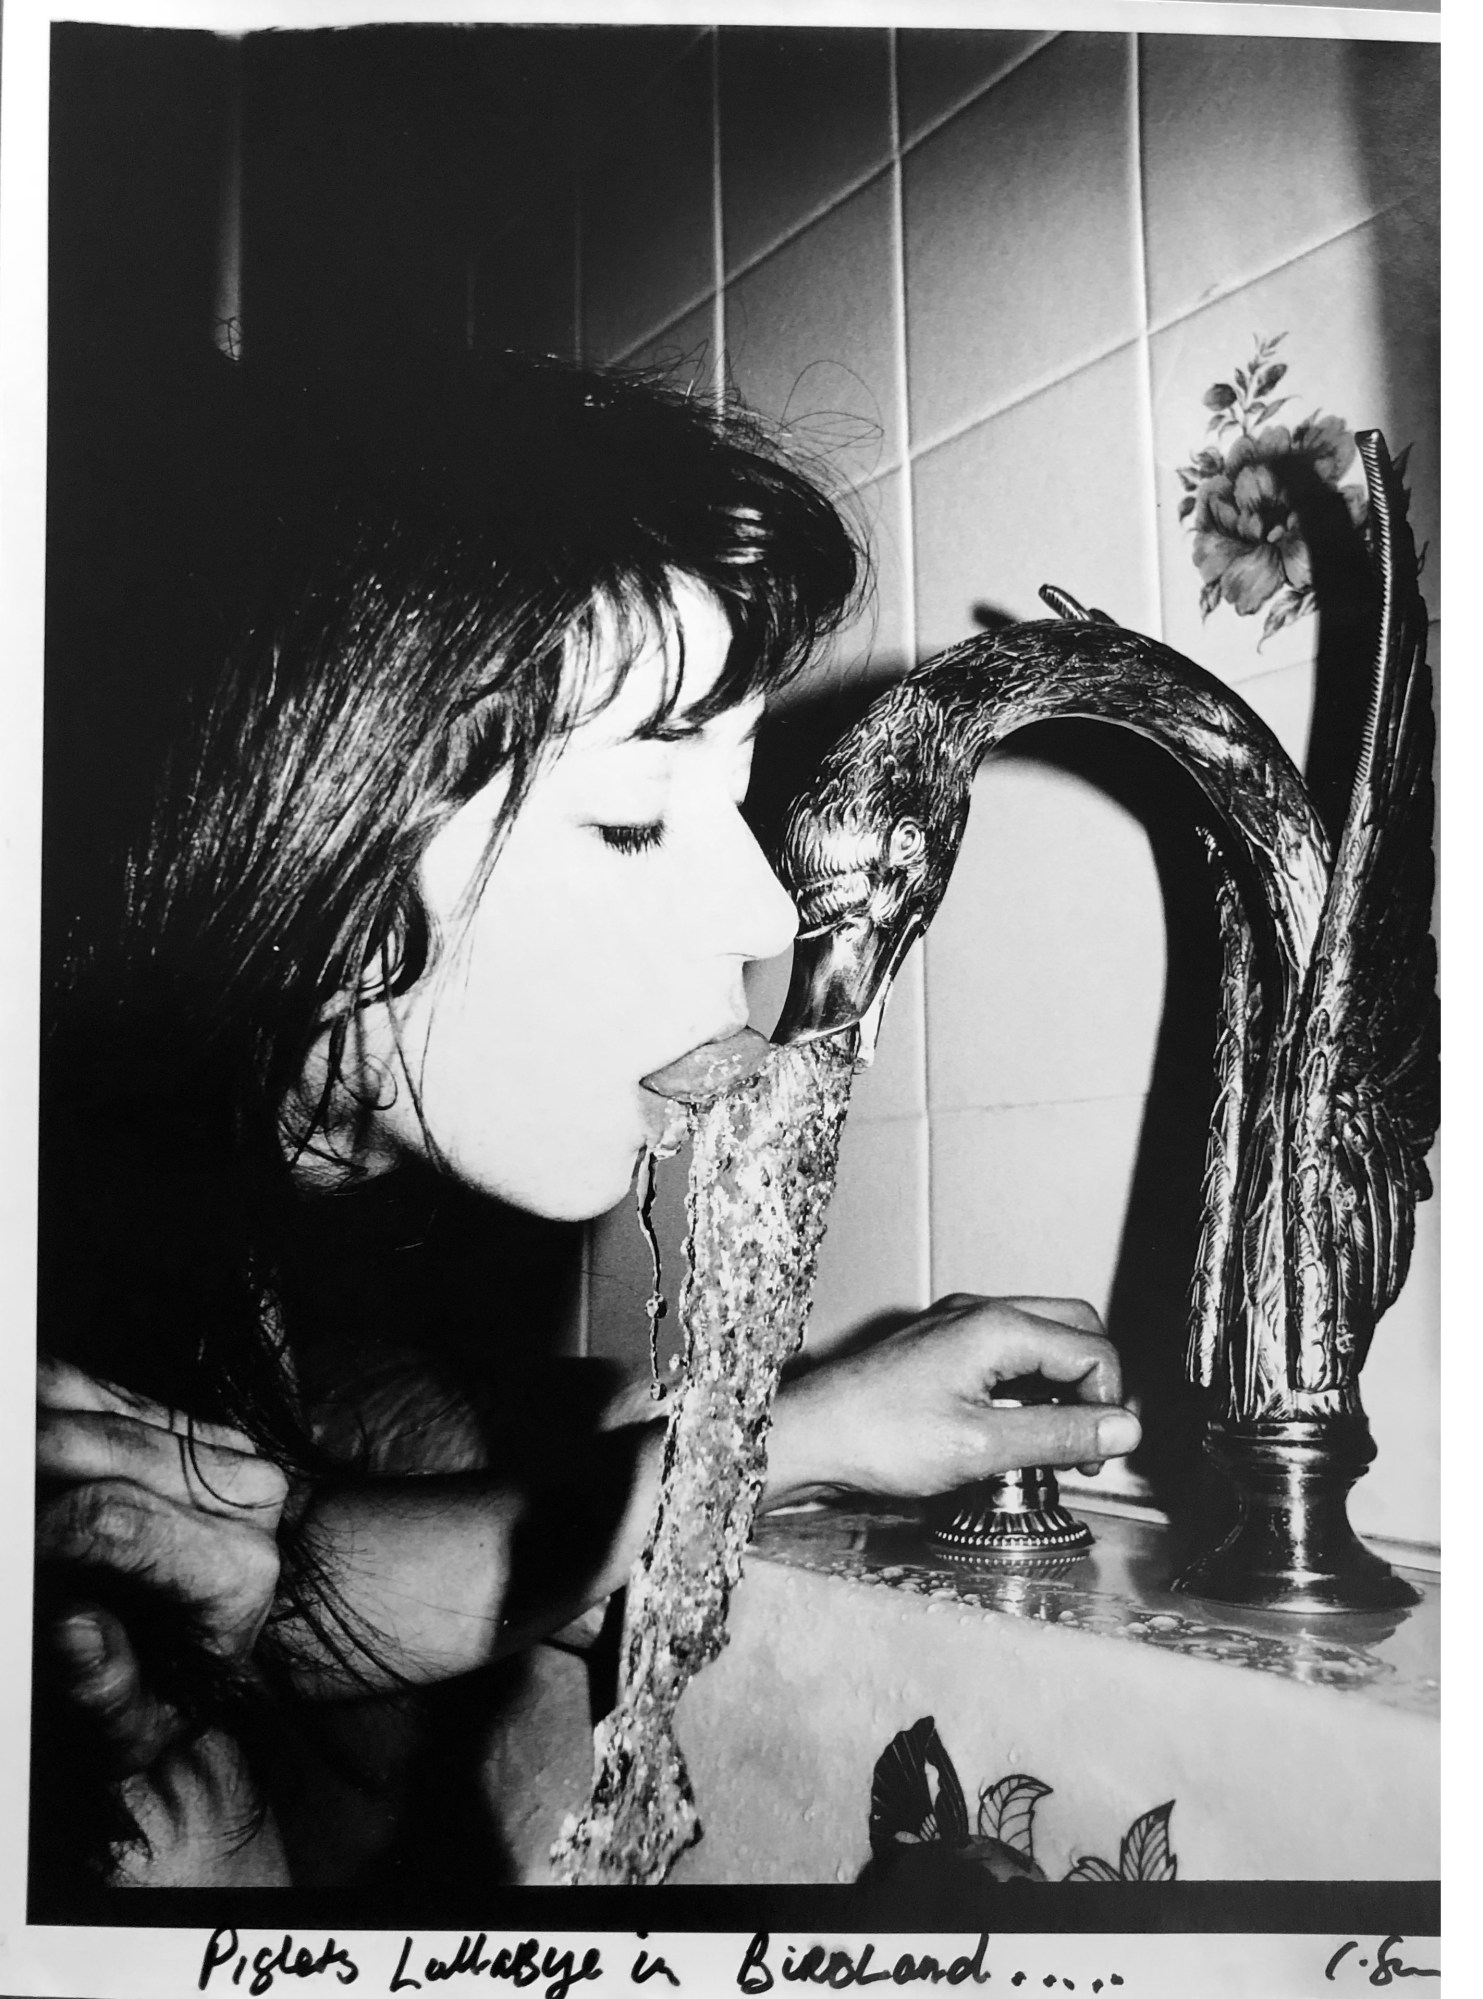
[667,1503,1438,1886]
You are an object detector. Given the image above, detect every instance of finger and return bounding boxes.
[981,1402,1141,1474]
[950,1309,1124,1406]
[49,1605,182,1774]
[36,1360,257,1456]
[37,1481,281,1657]
[38,1409,288,1519]
[994,1296,1107,1339]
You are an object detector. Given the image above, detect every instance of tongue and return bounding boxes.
[640,1027,774,1105]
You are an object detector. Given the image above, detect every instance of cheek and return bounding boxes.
[403,901,657,1212]
[458,880,659,1060]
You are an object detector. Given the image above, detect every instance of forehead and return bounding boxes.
[569,574,739,751]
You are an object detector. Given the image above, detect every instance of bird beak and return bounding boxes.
[771,914,920,1068]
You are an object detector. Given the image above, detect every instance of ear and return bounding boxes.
[352,892,431,1008]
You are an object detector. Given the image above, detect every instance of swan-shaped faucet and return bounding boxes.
[773,433,1437,1612]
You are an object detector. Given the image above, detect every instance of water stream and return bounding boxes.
[549,1035,857,1885]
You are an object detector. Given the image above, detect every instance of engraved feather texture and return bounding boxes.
[1285,433,1439,1393]
[1188,841,1261,1392]
[778,430,1436,1431]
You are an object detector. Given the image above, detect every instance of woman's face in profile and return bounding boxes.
[353,574,799,1219]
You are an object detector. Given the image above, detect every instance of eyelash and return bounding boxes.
[597,821,666,855]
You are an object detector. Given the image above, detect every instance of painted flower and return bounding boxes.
[1177,334,1369,643]
[859,1720,1181,1914]
[1189,428,1315,614]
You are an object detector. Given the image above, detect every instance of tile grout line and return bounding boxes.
[717,30,1061,295]
[577,1215,592,1360]
[888,32,918,679]
[606,283,731,375]
[573,150,588,1336]
[1129,30,1163,644]
[933,1089,1152,1118]
[1144,195,1425,343]
[888,26,933,1308]
[900,201,1416,482]
[908,330,1149,469]
[710,28,726,412]
[612,41,1406,396]
[895,29,1059,161]
[572,160,584,368]
[721,21,1066,296]
[723,157,895,294]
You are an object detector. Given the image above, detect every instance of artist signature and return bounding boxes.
[1325,1936,1440,1986]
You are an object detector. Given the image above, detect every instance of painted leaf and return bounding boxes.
[1119,1800,1178,1881]
[1065,1855,1121,1883]
[1179,496,1196,521]
[1203,382,1238,411]
[1255,361,1288,395]
[976,1774,1053,1858]
[1260,586,1311,644]
[868,1717,970,1859]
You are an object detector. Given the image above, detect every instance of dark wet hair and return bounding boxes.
[127,351,861,1176]
[35,348,861,1875]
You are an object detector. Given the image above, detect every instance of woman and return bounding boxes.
[34,350,1139,1890]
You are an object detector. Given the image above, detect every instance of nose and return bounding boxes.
[711,806,799,963]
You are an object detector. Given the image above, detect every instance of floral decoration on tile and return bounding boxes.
[1176,334,1394,646]
[866,1715,1179,1886]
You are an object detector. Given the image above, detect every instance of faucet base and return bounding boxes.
[928,1464,1094,1561]
[1172,1419,1419,1614]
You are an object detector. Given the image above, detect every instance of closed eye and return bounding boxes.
[596,821,666,855]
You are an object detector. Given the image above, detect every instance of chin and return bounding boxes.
[504,1146,647,1224]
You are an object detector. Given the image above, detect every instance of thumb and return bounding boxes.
[51,1604,180,1773]
[984,1403,1141,1474]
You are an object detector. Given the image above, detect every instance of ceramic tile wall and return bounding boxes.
[498,28,1441,1550]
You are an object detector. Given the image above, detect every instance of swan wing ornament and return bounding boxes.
[772,430,1436,1611]
[1286,432,1439,1395]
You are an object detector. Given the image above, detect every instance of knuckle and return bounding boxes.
[204,1531,281,1650]
[213,1519,282,1603]
[67,1482,144,1553]
[34,1407,74,1466]
[100,1407,146,1447]
[241,1459,290,1512]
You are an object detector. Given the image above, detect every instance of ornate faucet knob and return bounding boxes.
[927,1399,1094,1560]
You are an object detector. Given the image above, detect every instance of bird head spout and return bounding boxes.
[770,682,975,1066]
[771,900,925,1066]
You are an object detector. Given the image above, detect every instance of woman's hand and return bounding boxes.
[35,1358,289,1774]
[763,1294,1140,1507]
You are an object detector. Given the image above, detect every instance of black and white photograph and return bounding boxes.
[0,1,1451,1992]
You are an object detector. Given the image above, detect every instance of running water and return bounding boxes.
[549,1035,857,1886]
